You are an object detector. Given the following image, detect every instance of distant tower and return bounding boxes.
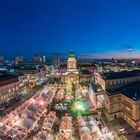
[54,53,61,68]
[33,54,43,62]
[42,56,46,63]
[15,55,23,65]
[128,47,132,57]
[128,47,133,64]
[0,56,4,64]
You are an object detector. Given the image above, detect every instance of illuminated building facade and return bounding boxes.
[15,55,23,65]
[16,65,46,89]
[0,72,19,104]
[61,51,79,84]
[95,70,140,128]
[0,56,4,64]
[54,53,61,68]
[60,51,95,85]
[13,73,28,95]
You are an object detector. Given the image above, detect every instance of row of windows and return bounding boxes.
[0,90,15,96]
[122,105,132,116]
[0,86,19,93]
[0,92,16,102]
[123,99,132,109]
[68,61,76,69]
[121,99,132,116]
[0,83,18,89]
[108,77,140,86]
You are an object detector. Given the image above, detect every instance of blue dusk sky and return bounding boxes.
[0,0,140,58]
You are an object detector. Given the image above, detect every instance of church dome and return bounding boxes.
[69,51,75,58]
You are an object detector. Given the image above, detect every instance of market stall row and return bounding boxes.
[33,111,56,140]
[78,114,114,140]
[56,115,73,140]
[0,86,56,140]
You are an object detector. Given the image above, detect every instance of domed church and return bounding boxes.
[61,51,79,84]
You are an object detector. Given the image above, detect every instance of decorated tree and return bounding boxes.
[66,79,72,94]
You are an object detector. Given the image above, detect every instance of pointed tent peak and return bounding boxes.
[69,51,76,58]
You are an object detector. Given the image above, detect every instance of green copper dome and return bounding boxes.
[69,51,75,58]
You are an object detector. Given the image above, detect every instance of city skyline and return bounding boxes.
[1,1,140,139]
[1,0,140,58]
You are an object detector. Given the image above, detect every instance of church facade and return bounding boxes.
[61,52,79,84]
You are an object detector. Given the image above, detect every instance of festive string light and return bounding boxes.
[71,101,85,112]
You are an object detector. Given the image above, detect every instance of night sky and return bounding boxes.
[0,0,140,58]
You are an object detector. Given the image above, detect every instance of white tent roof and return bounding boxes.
[80,127,90,133]
[27,103,38,112]
[0,122,4,127]
[0,86,53,140]
[47,134,54,140]
[80,121,86,127]
[95,120,100,126]
[8,112,15,118]
[62,116,72,122]
[0,125,11,132]
[90,126,97,132]
[88,120,95,126]
[7,128,18,136]
[43,122,52,128]
[15,118,35,129]
[21,108,33,117]
[87,116,93,120]
[11,115,20,124]
[81,133,92,140]
[14,132,26,139]
[37,131,48,139]
[103,133,114,140]
[101,127,109,134]
[41,93,48,99]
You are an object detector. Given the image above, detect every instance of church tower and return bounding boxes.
[61,51,79,84]
[67,51,77,71]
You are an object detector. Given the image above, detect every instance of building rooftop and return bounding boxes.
[8,72,24,77]
[17,66,37,70]
[107,82,140,101]
[121,83,140,100]
[16,65,40,74]
[80,69,91,75]
[78,63,96,68]
[0,72,18,86]
[101,70,140,80]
